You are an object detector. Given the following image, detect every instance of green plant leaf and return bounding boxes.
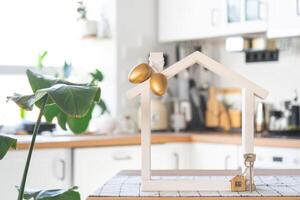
[90,69,104,82]
[57,112,68,130]
[7,94,36,111]
[26,69,88,91]
[7,93,48,112]
[0,135,17,160]
[43,104,60,122]
[37,51,48,70]
[9,70,102,134]
[26,70,54,93]
[26,70,92,108]
[36,84,100,118]
[97,99,108,114]
[67,104,94,134]
[18,186,80,200]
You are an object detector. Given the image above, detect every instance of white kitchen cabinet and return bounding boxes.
[221,0,267,35]
[0,149,71,200]
[158,0,223,42]
[158,0,267,42]
[191,143,240,170]
[267,0,300,38]
[74,145,140,199]
[253,146,300,169]
[74,144,183,199]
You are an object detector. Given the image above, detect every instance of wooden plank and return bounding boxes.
[117,169,300,177]
[242,89,255,155]
[142,180,231,191]
[149,52,164,72]
[140,83,151,181]
[241,89,255,181]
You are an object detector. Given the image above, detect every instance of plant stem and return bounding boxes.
[17,95,48,200]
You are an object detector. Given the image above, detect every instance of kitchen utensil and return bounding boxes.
[171,100,186,132]
[290,105,300,128]
[186,79,206,130]
[269,110,284,130]
[180,101,192,123]
[219,102,231,131]
[205,87,219,128]
[229,109,241,129]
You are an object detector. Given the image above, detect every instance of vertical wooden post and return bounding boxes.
[141,52,163,183]
[242,88,255,179]
[141,83,151,181]
[149,52,164,72]
[242,88,255,154]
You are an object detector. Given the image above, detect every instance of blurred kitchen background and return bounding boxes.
[1,0,300,199]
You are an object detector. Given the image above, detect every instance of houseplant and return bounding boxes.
[4,69,101,199]
[77,1,97,38]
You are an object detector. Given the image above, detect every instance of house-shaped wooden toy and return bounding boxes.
[126,51,268,191]
[230,175,247,192]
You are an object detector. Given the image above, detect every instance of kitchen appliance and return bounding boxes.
[138,98,168,131]
[267,91,300,133]
[170,100,190,132]
[23,122,56,134]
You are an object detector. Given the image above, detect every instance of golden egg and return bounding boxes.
[128,63,153,84]
[150,73,168,96]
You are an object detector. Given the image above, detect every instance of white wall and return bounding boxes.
[205,38,300,107]
[115,0,176,117]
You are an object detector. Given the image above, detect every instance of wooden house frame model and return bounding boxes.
[126,51,269,191]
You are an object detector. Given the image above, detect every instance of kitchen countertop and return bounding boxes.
[9,132,300,150]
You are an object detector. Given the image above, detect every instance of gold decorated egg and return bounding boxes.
[128,63,153,84]
[150,73,168,96]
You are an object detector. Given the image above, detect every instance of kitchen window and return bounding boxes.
[0,0,83,126]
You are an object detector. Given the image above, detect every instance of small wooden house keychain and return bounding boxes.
[230,153,256,192]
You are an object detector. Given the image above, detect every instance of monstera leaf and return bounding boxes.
[9,70,101,133]
[0,135,17,160]
[17,186,80,200]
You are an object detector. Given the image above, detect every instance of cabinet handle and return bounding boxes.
[224,155,230,169]
[59,159,66,181]
[112,154,132,161]
[272,156,283,162]
[53,159,66,181]
[172,152,179,170]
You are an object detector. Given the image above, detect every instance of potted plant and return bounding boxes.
[1,69,102,199]
[77,1,97,38]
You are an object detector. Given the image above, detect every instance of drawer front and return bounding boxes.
[254,146,300,169]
